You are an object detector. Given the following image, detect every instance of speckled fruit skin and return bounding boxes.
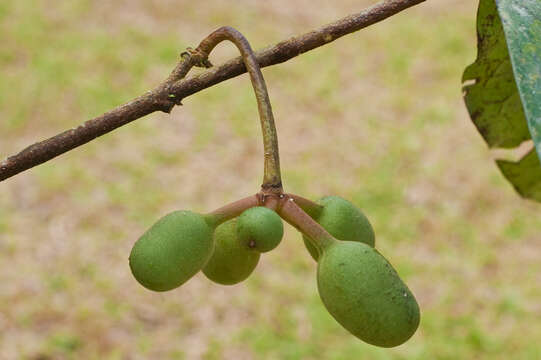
[203,219,260,285]
[129,211,214,292]
[237,206,284,253]
[303,196,375,260]
[317,241,420,347]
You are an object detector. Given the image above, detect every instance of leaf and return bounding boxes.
[497,149,541,201]
[463,0,541,202]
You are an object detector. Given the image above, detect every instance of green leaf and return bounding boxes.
[463,0,541,202]
[497,149,541,200]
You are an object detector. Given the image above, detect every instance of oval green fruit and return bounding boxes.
[303,196,375,260]
[203,219,260,285]
[129,210,214,292]
[317,241,420,347]
[237,206,284,253]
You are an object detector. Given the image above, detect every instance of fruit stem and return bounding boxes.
[194,27,282,192]
[205,194,260,228]
[278,195,335,256]
[286,193,323,218]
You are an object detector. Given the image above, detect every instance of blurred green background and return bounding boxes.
[1,0,540,359]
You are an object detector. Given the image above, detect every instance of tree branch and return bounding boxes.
[0,0,425,182]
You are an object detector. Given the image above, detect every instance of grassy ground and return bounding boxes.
[1,0,540,359]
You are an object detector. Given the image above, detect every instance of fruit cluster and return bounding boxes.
[128,26,419,348]
[129,194,419,348]
[130,205,282,289]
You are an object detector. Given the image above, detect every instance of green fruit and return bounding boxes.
[129,210,215,292]
[203,219,260,285]
[317,241,420,347]
[237,206,284,253]
[303,196,375,260]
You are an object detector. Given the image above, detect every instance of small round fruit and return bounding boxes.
[303,196,375,260]
[317,241,420,347]
[203,219,260,285]
[237,206,283,253]
[129,210,214,292]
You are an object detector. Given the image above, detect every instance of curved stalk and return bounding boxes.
[194,26,282,191]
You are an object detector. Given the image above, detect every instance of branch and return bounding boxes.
[0,0,425,182]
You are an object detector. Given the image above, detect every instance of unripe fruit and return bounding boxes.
[129,211,215,292]
[317,241,420,347]
[303,196,375,260]
[203,219,260,285]
[237,206,284,253]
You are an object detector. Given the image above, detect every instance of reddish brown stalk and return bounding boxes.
[206,191,335,258]
[205,194,260,227]
[286,193,323,218]
[0,0,425,182]
[277,195,335,255]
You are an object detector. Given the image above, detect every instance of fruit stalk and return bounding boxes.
[194,27,282,191]
[206,194,260,227]
[278,196,335,255]
[286,193,323,218]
